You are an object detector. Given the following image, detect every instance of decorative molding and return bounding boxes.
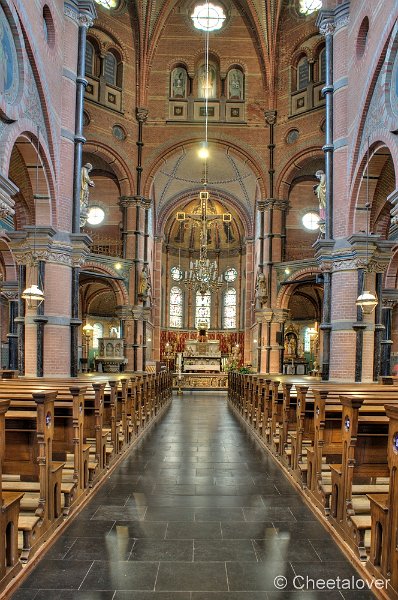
[334,15,350,32]
[257,198,288,211]
[64,5,80,24]
[319,21,335,37]
[1,290,18,301]
[136,107,149,123]
[264,110,277,126]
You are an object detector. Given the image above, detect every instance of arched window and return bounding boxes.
[195,290,211,328]
[304,327,311,352]
[92,322,104,349]
[223,288,237,329]
[104,52,117,86]
[297,56,310,90]
[198,64,217,98]
[227,68,244,100]
[85,41,95,76]
[170,287,183,328]
[171,67,187,98]
[319,48,326,82]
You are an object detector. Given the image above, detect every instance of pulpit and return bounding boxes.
[95,337,127,372]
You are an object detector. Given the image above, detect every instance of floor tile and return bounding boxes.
[20,560,93,590]
[129,539,193,561]
[156,562,228,591]
[227,561,296,591]
[80,561,158,590]
[194,539,257,561]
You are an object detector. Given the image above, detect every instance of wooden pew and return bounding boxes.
[367,404,398,597]
[4,391,65,561]
[328,396,390,558]
[0,399,23,584]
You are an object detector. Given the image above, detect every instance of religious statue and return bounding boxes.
[255,270,268,307]
[313,169,326,235]
[199,64,216,98]
[171,67,187,98]
[80,163,94,224]
[138,265,151,301]
[228,69,243,100]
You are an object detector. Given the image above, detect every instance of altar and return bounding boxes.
[182,339,221,372]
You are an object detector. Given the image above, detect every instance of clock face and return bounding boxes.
[224,268,237,282]
[171,266,183,281]
[87,206,105,225]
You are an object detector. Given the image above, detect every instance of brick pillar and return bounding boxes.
[317,235,393,381]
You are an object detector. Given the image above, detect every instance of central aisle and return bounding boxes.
[12,394,373,600]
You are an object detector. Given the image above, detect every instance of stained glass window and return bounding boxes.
[302,211,320,230]
[104,52,117,86]
[170,286,183,328]
[85,41,94,76]
[297,57,310,90]
[191,3,226,31]
[92,323,103,349]
[319,48,326,82]
[171,266,183,281]
[298,0,322,16]
[224,268,237,282]
[223,288,236,329]
[195,291,211,328]
[94,0,119,8]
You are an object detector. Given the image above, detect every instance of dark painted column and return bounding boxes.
[353,268,366,382]
[5,293,18,370]
[72,8,95,234]
[373,272,384,381]
[70,266,80,377]
[70,3,95,375]
[264,111,277,374]
[16,265,26,375]
[320,270,332,381]
[381,300,394,377]
[34,260,47,377]
[318,14,335,380]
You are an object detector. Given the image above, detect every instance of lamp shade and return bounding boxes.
[21,284,45,306]
[82,323,94,335]
[356,290,378,314]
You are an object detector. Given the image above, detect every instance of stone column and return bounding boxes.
[1,289,18,370]
[70,2,96,234]
[258,198,288,373]
[381,296,397,376]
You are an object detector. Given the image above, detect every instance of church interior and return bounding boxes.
[1,0,398,598]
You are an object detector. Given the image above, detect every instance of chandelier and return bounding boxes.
[181,191,224,295]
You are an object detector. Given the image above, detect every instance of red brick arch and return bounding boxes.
[275,266,321,311]
[82,261,129,307]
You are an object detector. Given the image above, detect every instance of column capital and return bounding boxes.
[120,195,151,209]
[258,198,288,211]
[264,110,277,125]
[136,107,149,123]
[115,305,134,320]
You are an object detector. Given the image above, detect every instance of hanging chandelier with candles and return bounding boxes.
[176,4,229,296]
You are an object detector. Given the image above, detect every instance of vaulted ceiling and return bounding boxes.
[129,0,287,105]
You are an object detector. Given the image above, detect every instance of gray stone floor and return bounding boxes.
[10,394,376,600]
